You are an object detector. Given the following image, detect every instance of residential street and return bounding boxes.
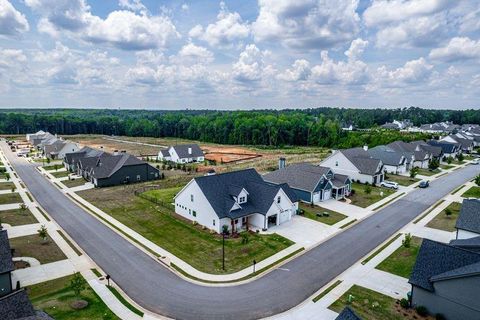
[2,141,478,320]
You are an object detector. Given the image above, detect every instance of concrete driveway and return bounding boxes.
[267,215,338,249]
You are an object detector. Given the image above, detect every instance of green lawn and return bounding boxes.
[28,275,119,320]
[384,174,419,187]
[142,186,182,209]
[0,182,15,190]
[0,208,38,226]
[348,183,396,208]
[376,236,422,278]
[51,171,70,178]
[78,185,294,274]
[43,164,64,171]
[10,234,67,264]
[417,168,440,176]
[462,186,480,198]
[426,202,462,232]
[0,192,22,204]
[329,285,405,320]
[299,203,347,225]
[440,164,455,170]
[62,178,87,188]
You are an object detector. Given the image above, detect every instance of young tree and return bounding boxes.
[410,167,419,179]
[46,157,51,164]
[5,173,10,181]
[11,186,16,193]
[70,272,87,297]
[475,174,480,187]
[447,156,453,164]
[19,203,27,211]
[444,208,452,218]
[402,233,412,248]
[428,159,439,170]
[54,164,58,171]
[37,225,48,241]
[364,185,372,195]
[457,153,464,162]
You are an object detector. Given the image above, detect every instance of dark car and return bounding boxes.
[419,180,429,188]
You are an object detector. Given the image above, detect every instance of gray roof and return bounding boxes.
[341,148,382,175]
[427,140,458,154]
[368,146,405,166]
[171,144,204,159]
[263,163,331,192]
[455,199,480,234]
[386,141,428,161]
[449,136,474,149]
[409,239,480,291]
[159,149,170,157]
[194,168,298,219]
[0,289,36,319]
[64,146,104,165]
[335,307,362,320]
[450,236,480,252]
[0,229,14,274]
[86,153,151,179]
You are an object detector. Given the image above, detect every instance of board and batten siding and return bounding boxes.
[95,164,159,187]
[174,180,221,233]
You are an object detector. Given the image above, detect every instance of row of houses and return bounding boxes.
[409,199,480,320]
[26,130,79,159]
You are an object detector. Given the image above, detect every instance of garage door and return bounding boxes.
[312,192,321,203]
[279,210,290,224]
[323,190,331,200]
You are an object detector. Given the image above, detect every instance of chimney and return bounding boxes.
[188,147,192,155]
[113,150,119,155]
[279,157,286,169]
[363,145,368,151]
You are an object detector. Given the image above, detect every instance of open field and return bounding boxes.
[10,234,67,264]
[349,183,396,208]
[376,236,422,278]
[299,203,347,225]
[426,201,462,232]
[0,208,38,226]
[28,275,119,320]
[78,182,294,274]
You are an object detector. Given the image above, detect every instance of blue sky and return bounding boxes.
[0,0,479,109]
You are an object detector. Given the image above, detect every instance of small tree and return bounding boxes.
[241,232,249,244]
[37,225,48,241]
[447,156,453,164]
[475,174,480,187]
[46,157,51,164]
[364,185,372,195]
[19,203,27,211]
[444,208,452,218]
[70,272,87,297]
[409,167,418,179]
[54,164,59,171]
[428,159,439,170]
[457,153,464,162]
[5,173,10,181]
[402,233,412,248]
[11,186,16,193]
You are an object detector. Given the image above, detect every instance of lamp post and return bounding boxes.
[222,232,225,271]
[253,259,256,274]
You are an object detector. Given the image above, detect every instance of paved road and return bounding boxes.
[3,142,478,320]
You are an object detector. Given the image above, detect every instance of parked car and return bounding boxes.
[472,158,480,165]
[380,181,399,189]
[419,181,429,188]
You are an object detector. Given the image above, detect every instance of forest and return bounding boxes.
[0,107,478,148]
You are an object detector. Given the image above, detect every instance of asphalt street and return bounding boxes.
[3,142,478,320]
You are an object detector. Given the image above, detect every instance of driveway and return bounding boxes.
[267,215,338,249]
[2,142,478,320]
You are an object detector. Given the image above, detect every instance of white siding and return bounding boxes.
[457,229,480,240]
[321,151,374,184]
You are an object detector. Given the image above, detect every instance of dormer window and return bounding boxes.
[239,196,246,204]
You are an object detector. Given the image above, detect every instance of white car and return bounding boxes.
[380,181,399,189]
[472,158,480,165]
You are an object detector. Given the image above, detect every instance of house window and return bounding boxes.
[234,219,238,224]
[191,194,194,202]
[189,209,191,215]
[335,161,338,167]
[213,219,215,226]
[193,211,197,217]
[136,175,141,181]
[277,196,281,203]
[239,196,246,203]
[242,217,247,224]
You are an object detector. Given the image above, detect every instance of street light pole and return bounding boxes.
[222,232,225,271]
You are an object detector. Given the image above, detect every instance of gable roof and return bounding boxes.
[263,163,331,192]
[64,146,103,165]
[455,199,480,234]
[194,168,298,219]
[171,144,204,159]
[386,141,429,161]
[368,146,405,166]
[0,229,14,274]
[409,239,480,291]
[340,148,382,175]
[450,236,480,252]
[335,307,362,320]
[0,289,36,319]
[158,149,170,157]
[427,140,458,154]
[89,153,148,179]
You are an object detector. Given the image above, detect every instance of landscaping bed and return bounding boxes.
[10,234,67,264]
[0,182,15,190]
[426,201,462,232]
[329,285,405,320]
[462,186,480,198]
[78,184,294,274]
[0,192,22,204]
[375,236,422,278]
[0,208,38,226]
[299,203,347,225]
[348,183,396,208]
[28,275,119,320]
[384,174,419,187]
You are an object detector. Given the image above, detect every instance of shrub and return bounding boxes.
[457,153,464,162]
[192,221,198,226]
[444,208,452,218]
[402,233,412,248]
[364,185,372,195]
[241,232,249,244]
[447,156,453,164]
[415,305,428,317]
[350,189,355,195]
[222,225,229,235]
[475,174,480,187]
[400,298,409,309]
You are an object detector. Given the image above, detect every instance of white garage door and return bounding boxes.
[279,210,290,224]
[312,192,321,203]
[323,189,331,201]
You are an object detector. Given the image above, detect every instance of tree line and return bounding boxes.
[0,107,477,148]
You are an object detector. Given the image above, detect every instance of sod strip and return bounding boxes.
[361,233,402,265]
[313,280,342,303]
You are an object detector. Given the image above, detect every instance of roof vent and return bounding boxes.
[188,147,192,155]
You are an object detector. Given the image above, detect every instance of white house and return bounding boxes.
[157,144,205,164]
[320,147,384,185]
[174,168,299,233]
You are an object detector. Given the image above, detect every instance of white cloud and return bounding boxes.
[25,0,179,50]
[278,59,311,81]
[232,44,271,82]
[377,57,433,85]
[0,48,26,68]
[189,2,249,48]
[344,38,368,61]
[177,43,214,64]
[181,3,189,11]
[0,0,29,36]
[252,0,360,50]
[429,37,480,62]
[118,0,147,14]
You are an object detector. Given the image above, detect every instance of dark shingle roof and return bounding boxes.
[263,163,331,192]
[89,154,147,179]
[341,148,382,175]
[64,147,103,165]
[335,307,362,320]
[0,229,14,274]
[427,140,458,154]
[455,199,480,234]
[0,289,36,319]
[171,144,204,159]
[159,149,169,157]
[409,239,480,291]
[194,168,298,219]
[450,236,480,251]
[368,146,405,166]
[386,141,429,161]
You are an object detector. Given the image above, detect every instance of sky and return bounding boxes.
[0,0,479,110]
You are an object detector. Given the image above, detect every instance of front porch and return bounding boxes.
[331,185,351,200]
